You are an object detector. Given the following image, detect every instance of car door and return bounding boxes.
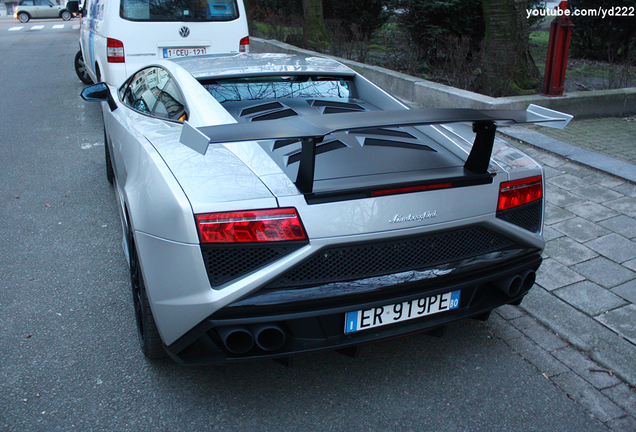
[41,0,58,18]
[30,0,45,18]
[29,0,43,18]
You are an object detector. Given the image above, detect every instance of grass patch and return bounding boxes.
[368,44,388,51]
[529,31,550,46]
[529,30,549,67]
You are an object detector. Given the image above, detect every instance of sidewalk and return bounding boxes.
[491,118,636,430]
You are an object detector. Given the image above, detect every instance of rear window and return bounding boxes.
[200,76,355,103]
[121,0,239,22]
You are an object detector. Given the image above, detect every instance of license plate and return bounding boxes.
[163,47,207,58]
[344,290,460,334]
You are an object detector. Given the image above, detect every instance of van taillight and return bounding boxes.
[497,176,543,211]
[107,38,125,63]
[239,36,249,53]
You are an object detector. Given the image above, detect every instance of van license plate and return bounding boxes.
[344,290,460,334]
[163,48,207,58]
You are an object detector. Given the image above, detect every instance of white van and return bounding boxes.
[71,0,249,86]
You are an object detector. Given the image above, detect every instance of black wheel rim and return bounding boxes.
[77,58,87,76]
[75,51,92,84]
[130,245,147,345]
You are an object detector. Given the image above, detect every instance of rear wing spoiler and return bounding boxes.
[180,104,572,194]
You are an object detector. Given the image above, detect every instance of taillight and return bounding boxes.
[196,208,306,243]
[497,176,542,211]
[239,36,249,53]
[107,38,125,63]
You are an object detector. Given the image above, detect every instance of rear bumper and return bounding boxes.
[164,252,542,365]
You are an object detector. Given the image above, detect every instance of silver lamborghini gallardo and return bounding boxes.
[80,53,571,364]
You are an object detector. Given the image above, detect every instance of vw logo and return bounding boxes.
[179,26,190,38]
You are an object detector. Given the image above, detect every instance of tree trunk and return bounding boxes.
[481,0,540,96]
[301,0,327,46]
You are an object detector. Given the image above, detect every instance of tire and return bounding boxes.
[18,12,29,23]
[104,129,114,185]
[130,236,166,359]
[61,10,71,21]
[74,50,93,85]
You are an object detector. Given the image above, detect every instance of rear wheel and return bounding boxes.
[61,10,71,20]
[74,50,93,85]
[130,236,166,359]
[18,12,29,23]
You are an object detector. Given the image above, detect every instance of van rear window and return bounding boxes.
[121,0,239,22]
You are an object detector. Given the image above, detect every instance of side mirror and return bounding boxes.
[66,0,78,13]
[81,83,118,111]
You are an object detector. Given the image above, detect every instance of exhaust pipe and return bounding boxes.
[521,270,536,292]
[494,274,523,297]
[252,324,286,352]
[217,327,254,354]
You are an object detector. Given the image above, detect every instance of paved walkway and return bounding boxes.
[490,118,636,431]
[527,117,636,166]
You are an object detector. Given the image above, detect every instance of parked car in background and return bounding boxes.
[80,53,572,365]
[69,0,249,87]
[14,0,72,23]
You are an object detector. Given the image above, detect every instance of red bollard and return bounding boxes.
[542,1,575,96]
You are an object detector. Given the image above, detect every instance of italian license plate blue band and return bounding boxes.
[344,290,460,334]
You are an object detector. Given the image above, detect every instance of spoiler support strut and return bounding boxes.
[465,121,497,175]
[297,137,320,194]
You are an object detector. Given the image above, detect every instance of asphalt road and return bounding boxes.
[0,18,607,431]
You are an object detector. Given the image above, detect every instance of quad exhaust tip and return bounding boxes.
[217,327,254,355]
[495,270,536,298]
[521,270,536,292]
[217,324,286,354]
[495,274,522,297]
[253,324,286,352]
